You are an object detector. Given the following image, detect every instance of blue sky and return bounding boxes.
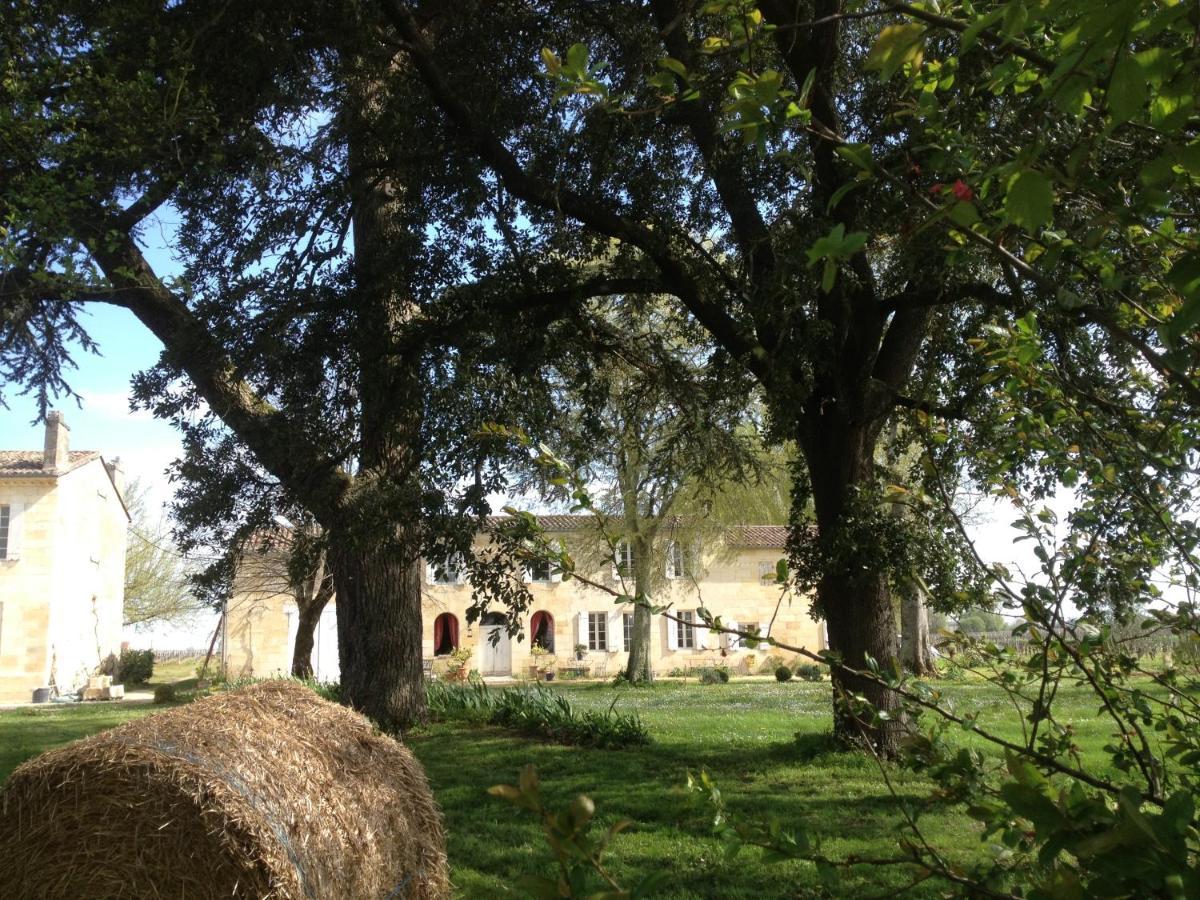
[0,227,186,506]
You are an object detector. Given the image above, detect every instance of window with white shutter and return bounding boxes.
[587,612,608,651]
[1,502,22,561]
[666,540,697,579]
[623,613,634,650]
[608,610,623,651]
[612,541,635,579]
[526,558,552,582]
[724,619,741,651]
[677,610,696,650]
[430,555,466,584]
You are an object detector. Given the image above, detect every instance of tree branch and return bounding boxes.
[70,209,353,520]
[381,0,774,386]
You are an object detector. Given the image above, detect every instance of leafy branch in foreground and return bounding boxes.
[488,765,666,899]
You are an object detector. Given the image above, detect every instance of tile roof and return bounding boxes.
[0,450,101,477]
[486,514,789,548]
[728,525,790,548]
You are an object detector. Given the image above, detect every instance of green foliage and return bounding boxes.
[698,666,730,685]
[426,682,649,749]
[489,765,666,899]
[100,649,154,685]
[795,664,823,683]
[152,683,177,705]
[774,665,792,683]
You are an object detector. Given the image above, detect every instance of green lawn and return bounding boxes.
[0,677,1130,898]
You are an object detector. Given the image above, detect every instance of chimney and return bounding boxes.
[43,411,69,471]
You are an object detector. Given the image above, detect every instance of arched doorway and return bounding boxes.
[433,613,459,656]
[479,611,511,676]
[530,611,555,653]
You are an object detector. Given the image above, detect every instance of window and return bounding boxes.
[431,555,465,584]
[666,541,695,579]
[433,613,459,655]
[677,610,696,650]
[531,611,555,651]
[588,612,608,651]
[0,505,8,561]
[527,558,552,582]
[613,541,636,578]
[623,613,634,650]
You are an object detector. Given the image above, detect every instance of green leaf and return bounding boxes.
[658,56,688,78]
[961,9,1004,52]
[948,201,980,227]
[1108,54,1145,124]
[834,142,874,173]
[865,23,926,80]
[1167,253,1200,300]
[1004,170,1055,231]
[565,43,589,75]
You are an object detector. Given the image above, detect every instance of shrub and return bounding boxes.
[698,667,729,685]
[152,683,177,704]
[796,663,824,682]
[775,665,792,682]
[426,682,649,748]
[298,678,341,703]
[101,649,154,684]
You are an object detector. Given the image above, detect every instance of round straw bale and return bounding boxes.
[0,679,449,898]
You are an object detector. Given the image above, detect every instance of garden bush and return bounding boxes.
[426,682,649,748]
[152,683,177,704]
[796,664,823,682]
[774,665,792,682]
[698,667,729,684]
[101,649,154,684]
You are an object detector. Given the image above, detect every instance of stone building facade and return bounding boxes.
[0,413,129,703]
[225,517,824,681]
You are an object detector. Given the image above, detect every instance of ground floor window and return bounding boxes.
[531,611,555,652]
[623,613,634,650]
[588,612,608,651]
[433,612,459,655]
[677,610,696,650]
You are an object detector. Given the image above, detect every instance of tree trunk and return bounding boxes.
[335,64,427,732]
[802,420,903,755]
[291,572,333,680]
[328,527,426,732]
[899,577,935,676]
[819,566,903,752]
[624,603,653,681]
[624,537,654,682]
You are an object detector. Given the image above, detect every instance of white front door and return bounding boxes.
[480,625,511,675]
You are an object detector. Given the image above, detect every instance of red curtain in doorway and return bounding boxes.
[434,613,459,654]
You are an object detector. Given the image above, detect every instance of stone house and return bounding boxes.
[0,413,129,703]
[225,516,824,681]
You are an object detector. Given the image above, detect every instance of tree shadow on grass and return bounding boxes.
[408,723,960,899]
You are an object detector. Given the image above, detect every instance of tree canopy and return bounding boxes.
[3,0,1198,751]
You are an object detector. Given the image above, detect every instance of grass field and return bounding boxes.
[0,676,1129,898]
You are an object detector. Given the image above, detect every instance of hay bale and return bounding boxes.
[0,680,449,898]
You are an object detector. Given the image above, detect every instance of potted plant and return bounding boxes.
[574,643,588,661]
[446,647,472,682]
[530,644,556,681]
